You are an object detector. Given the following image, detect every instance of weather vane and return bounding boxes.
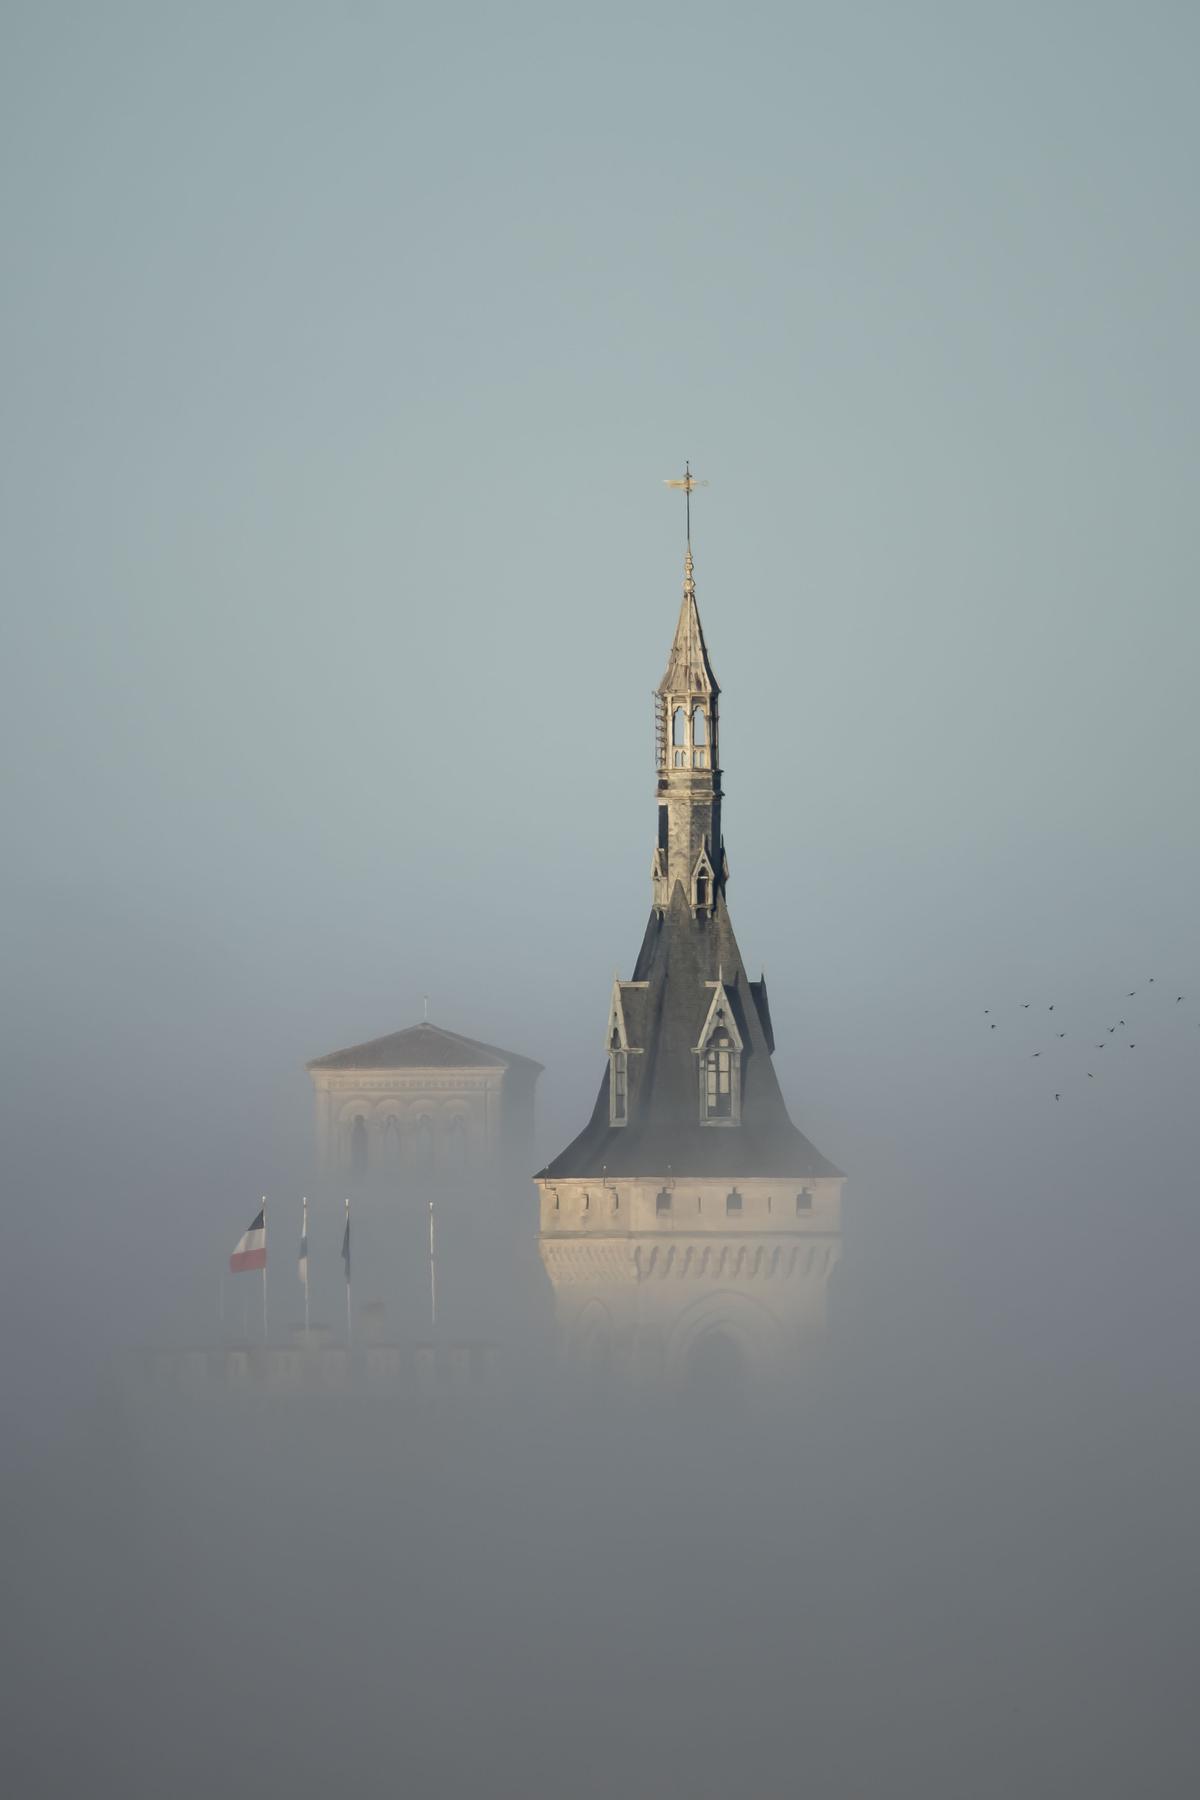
[663,461,708,547]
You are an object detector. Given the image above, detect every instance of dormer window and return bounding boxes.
[691,847,716,915]
[606,981,640,1127]
[705,1031,734,1119]
[610,1041,628,1125]
[696,984,743,1126]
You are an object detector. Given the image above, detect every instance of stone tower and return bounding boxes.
[306,1021,543,1342]
[535,527,844,1389]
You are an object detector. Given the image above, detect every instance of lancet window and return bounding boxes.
[706,1032,735,1119]
[412,1114,434,1173]
[697,987,743,1126]
[611,1050,628,1123]
[691,847,716,915]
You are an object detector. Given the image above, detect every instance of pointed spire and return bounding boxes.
[658,545,720,697]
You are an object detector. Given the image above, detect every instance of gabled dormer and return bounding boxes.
[605,979,648,1126]
[690,844,716,915]
[695,978,744,1126]
[651,845,669,913]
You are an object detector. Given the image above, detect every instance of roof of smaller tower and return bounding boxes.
[307,1021,543,1074]
[658,549,720,697]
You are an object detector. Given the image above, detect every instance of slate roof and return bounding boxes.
[538,885,842,1181]
[307,1021,543,1074]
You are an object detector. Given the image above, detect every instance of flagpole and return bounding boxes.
[261,1196,268,1343]
[302,1196,309,1336]
[429,1196,437,1331]
[344,1196,352,1351]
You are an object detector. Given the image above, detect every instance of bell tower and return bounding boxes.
[536,473,845,1391]
[653,543,724,916]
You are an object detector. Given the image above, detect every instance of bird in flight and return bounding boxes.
[1049,1005,1055,1011]
[1055,1093,1061,1101]
[990,1023,997,1030]
[1022,1004,1030,1009]
[1088,1072,1095,1078]
[1057,1032,1067,1038]
[1128,992,1137,997]
[1177,996,1185,1003]
[1032,1052,1042,1058]
[1129,1044,1136,1049]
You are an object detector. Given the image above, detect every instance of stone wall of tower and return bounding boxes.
[657,765,722,906]
[537,1175,842,1386]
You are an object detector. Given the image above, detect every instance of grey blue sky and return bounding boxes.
[2,2,1197,1353]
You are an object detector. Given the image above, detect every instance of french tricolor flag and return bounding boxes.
[229,1206,267,1274]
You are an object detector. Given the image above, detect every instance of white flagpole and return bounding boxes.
[429,1197,437,1331]
[261,1196,268,1343]
[344,1196,352,1351]
[302,1197,309,1335]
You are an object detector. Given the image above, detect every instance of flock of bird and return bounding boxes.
[982,978,1195,1099]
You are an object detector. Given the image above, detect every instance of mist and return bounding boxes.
[3,3,1198,1795]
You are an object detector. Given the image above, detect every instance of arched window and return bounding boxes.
[725,1188,743,1215]
[695,873,709,909]
[445,1113,468,1173]
[796,1189,813,1215]
[351,1115,368,1177]
[672,706,687,766]
[383,1116,402,1166]
[691,708,708,768]
[412,1115,434,1174]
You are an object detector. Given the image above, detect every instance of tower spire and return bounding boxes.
[655,467,722,915]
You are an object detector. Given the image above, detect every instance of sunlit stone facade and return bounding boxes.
[306,1021,540,1185]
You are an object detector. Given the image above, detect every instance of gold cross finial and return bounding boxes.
[663,461,708,547]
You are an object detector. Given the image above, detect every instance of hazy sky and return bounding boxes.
[5,11,1200,1797]
[2,0,1198,1352]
